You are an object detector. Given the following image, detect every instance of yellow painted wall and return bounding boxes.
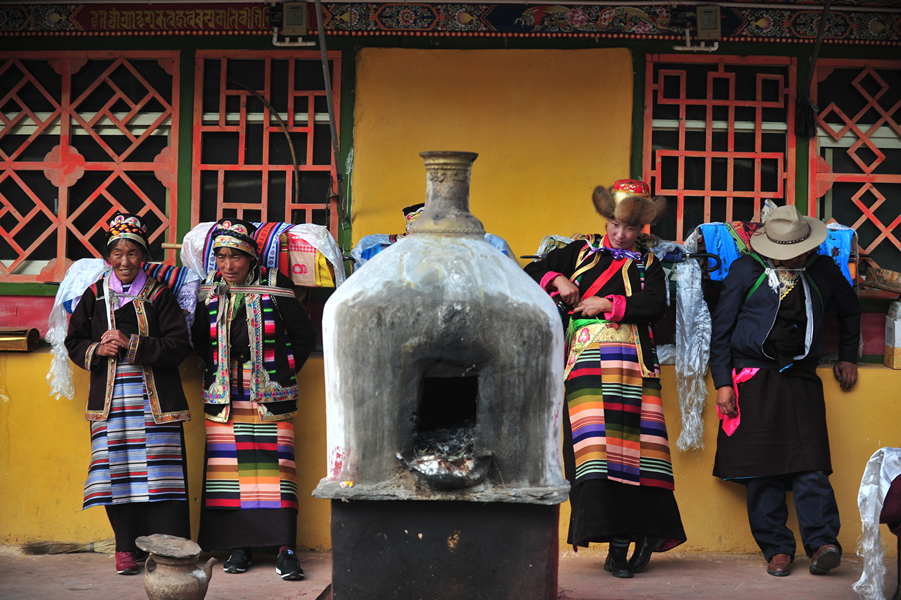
[2,352,899,557]
[0,350,330,552]
[351,48,634,259]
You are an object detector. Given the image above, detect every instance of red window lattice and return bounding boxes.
[0,51,180,282]
[809,59,901,272]
[192,50,341,234]
[644,55,797,242]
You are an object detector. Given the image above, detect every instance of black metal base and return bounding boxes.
[330,500,560,600]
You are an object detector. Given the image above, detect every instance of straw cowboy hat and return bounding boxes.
[750,205,828,260]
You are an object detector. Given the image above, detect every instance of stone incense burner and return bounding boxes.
[315,151,568,600]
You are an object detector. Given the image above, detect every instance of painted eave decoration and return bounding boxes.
[1,1,900,45]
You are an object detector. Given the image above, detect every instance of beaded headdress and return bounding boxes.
[211,218,259,259]
[403,203,425,232]
[106,213,149,254]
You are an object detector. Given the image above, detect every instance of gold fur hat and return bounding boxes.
[592,179,667,228]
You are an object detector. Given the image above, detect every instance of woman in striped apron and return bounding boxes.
[192,219,316,581]
[66,213,193,575]
[525,180,686,578]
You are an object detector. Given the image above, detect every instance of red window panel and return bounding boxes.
[0,51,180,282]
[808,59,901,272]
[644,55,797,242]
[192,51,341,235]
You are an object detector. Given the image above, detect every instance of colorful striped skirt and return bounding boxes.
[202,363,298,510]
[83,363,187,509]
[565,323,674,490]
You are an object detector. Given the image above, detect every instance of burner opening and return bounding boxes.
[407,372,487,489]
[415,374,478,459]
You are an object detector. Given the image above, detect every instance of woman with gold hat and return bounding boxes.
[710,205,860,577]
[525,180,686,579]
[65,213,193,576]
[192,218,316,581]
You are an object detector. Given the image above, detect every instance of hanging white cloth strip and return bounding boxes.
[853,447,901,600]
[672,228,712,451]
[46,259,109,400]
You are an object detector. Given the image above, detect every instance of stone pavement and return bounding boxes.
[0,545,896,600]
[557,547,897,600]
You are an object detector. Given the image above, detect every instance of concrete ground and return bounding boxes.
[0,545,896,600]
[557,547,897,600]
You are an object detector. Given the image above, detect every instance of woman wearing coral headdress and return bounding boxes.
[65,213,193,576]
[525,180,685,578]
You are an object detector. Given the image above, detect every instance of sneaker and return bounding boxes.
[223,547,252,574]
[276,548,304,580]
[115,551,138,575]
[134,549,148,563]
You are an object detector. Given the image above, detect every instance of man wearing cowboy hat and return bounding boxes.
[709,205,861,578]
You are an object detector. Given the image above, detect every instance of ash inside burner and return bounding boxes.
[414,419,476,462]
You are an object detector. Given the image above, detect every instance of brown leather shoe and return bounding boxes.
[766,553,792,577]
[809,544,841,575]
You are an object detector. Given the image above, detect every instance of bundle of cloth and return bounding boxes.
[350,203,517,269]
[181,221,345,289]
[46,258,201,400]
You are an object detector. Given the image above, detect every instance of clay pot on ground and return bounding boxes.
[135,534,216,600]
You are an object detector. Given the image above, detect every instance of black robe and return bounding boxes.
[713,283,832,479]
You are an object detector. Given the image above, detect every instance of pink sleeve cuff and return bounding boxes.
[539,271,563,292]
[604,295,626,322]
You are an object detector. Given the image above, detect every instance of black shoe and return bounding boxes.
[223,548,252,574]
[134,549,149,563]
[629,536,664,573]
[603,552,614,572]
[607,538,634,579]
[276,548,305,580]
